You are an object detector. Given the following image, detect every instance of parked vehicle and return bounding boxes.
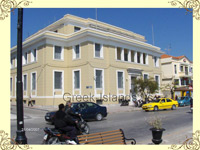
[142,98,178,112]
[177,96,191,107]
[45,102,107,123]
[190,98,193,113]
[43,115,89,145]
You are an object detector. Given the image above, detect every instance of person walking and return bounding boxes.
[28,95,33,107]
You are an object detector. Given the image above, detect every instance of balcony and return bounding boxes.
[178,71,192,77]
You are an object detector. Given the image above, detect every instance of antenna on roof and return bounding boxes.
[152,24,155,45]
[95,8,98,29]
[165,44,172,54]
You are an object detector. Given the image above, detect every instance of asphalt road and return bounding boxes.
[11,105,193,145]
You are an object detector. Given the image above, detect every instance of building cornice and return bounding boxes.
[11,28,164,55]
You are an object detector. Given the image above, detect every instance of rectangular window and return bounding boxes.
[54,46,63,60]
[74,71,80,89]
[32,73,36,90]
[190,67,193,73]
[174,79,179,85]
[24,52,28,64]
[174,65,177,74]
[118,72,124,88]
[137,52,140,63]
[185,66,188,75]
[23,52,28,65]
[154,57,159,67]
[15,57,17,67]
[95,70,103,88]
[143,53,146,64]
[143,74,148,80]
[33,49,37,62]
[155,75,159,86]
[124,49,128,61]
[54,72,62,89]
[131,51,134,62]
[10,78,12,92]
[117,47,121,60]
[73,45,80,59]
[95,43,102,58]
[74,26,81,32]
[10,58,13,68]
[181,78,184,85]
[23,75,27,91]
[180,66,183,72]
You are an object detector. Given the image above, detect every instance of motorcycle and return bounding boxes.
[43,116,90,145]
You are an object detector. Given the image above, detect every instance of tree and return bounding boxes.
[133,77,159,103]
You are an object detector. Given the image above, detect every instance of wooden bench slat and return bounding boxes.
[104,141,125,145]
[87,140,125,145]
[77,129,121,138]
[78,131,122,140]
[77,129,135,145]
[79,137,124,144]
[78,135,124,144]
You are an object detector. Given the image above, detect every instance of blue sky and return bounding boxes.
[11,8,193,61]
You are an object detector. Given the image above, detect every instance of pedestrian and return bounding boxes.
[28,95,33,107]
[175,95,178,100]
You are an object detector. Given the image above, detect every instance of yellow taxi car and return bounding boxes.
[142,98,178,112]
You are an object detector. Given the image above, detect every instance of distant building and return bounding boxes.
[161,54,193,98]
[10,14,164,106]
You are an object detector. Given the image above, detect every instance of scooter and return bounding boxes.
[43,116,90,144]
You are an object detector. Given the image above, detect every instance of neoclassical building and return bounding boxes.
[10,14,164,106]
[161,54,193,98]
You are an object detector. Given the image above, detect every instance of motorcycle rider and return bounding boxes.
[66,101,82,134]
[54,103,78,141]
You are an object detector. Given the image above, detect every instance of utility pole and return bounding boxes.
[15,8,27,144]
[152,24,155,46]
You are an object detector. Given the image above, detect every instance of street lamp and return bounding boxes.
[15,8,27,144]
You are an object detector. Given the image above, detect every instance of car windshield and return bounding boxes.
[150,99,161,103]
[178,97,185,100]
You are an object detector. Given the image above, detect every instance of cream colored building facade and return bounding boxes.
[161,54,193,97]
[10,14,164,106]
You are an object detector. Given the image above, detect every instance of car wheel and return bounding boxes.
[154,106,158,111]
[96,113,103,121]
[83,124,90,134]
[171,105,176,110]
[145,110,149,112]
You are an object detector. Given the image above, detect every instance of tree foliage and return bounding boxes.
[133,77,159,100]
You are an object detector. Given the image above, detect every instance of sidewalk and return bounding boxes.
[11,102,142,114]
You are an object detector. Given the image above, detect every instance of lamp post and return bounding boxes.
[15,8,27,144]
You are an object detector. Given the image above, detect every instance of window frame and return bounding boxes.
[53,70,64,96]
[53,45,64,61]
[94,43,103,59]
[73,44,81,60]
[73,69,81,90]
[174,64,177,74]
[94,68,104,89]
[23,74,28,91]
[154,56,159,67]
[117,71,125,89]
[143,73,149,80]
[154,74,160,89]
[31,48,37,62]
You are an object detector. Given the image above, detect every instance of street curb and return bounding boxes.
[11,104,52,112]
[11,104,142,114]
